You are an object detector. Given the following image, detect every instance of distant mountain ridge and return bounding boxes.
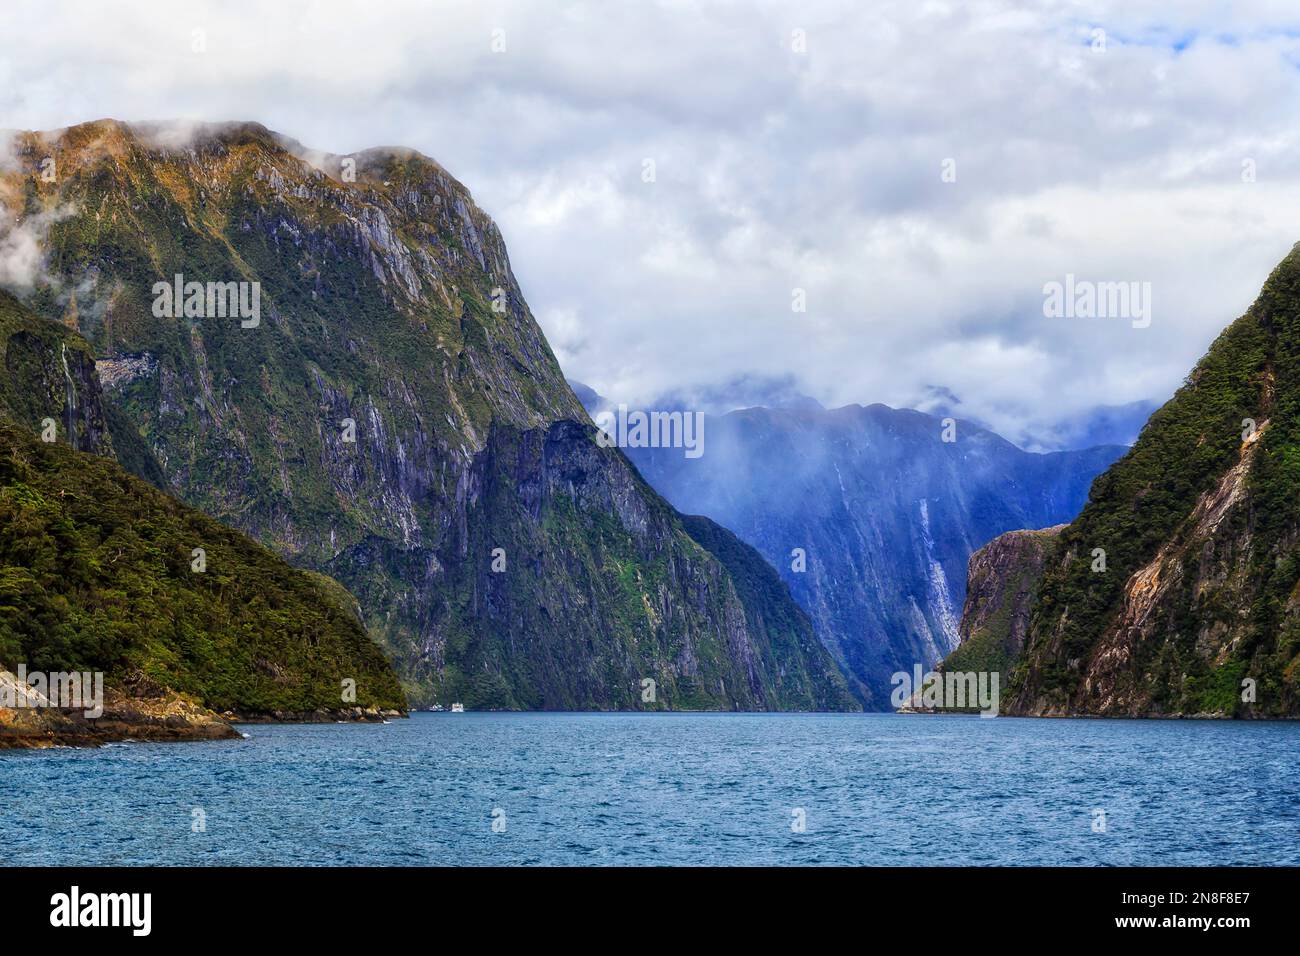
[574,383,1125,707]
[912,386,1158,453]
[580,380,1156,454]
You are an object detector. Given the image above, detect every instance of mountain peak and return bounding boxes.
[4,119,470,207]
[0,119,853,712]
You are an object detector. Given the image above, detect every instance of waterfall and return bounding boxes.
[918,499,960,654]
[60,343,77,451]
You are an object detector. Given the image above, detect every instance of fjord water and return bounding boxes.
[3,713,1296,866]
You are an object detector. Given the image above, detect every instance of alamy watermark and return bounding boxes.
[152,273,261,328]
[50,886,151,936]
[595,405,704,459]
[891,664,999,717]
[1,664,104,718]
[1042,274,1151,329]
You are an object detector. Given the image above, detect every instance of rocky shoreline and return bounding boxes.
[0,692,407,750]
[0,691,239,749]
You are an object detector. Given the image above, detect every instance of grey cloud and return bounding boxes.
[3,0,1300,445]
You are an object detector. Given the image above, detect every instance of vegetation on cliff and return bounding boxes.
[942,526,1062,685]
[0,119,855,711]
[678,513,858,709]
[0,289,405,719]
[0,419,405,713]
[1006,244,1300,716]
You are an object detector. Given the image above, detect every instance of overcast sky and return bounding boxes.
[4,0,1300,446]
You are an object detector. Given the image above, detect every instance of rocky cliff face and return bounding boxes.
[0,119,853,710]
[0,288,407,742]
[972,244,1300,718]
[0,290,112,456]
[942,525,1062,685]
[622,402,1123,707]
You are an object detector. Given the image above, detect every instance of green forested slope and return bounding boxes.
[1007,245,1300,716]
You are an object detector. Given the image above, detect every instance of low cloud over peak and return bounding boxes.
[4,0,1300,445]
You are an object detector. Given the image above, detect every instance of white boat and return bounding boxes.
[450,702,465,713]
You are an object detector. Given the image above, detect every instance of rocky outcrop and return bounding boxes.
[942,525,1063,684]
[1011,423,1273,716]
[0,677,240,749]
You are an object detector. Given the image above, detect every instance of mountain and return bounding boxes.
[0,290,406,746]
[0,119,855,712]
[614,401,1125,707]
[913,387,1158,453]
[942,525,1063,687]
[677,513,853,704]
[961,244,1300,718]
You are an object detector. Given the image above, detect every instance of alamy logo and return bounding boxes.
[891,664,999,717]
[50,886,151,936]
[152,273,261,328]
[0,664,103,718]
[594,404,704,459]
[1042,273,1151,328]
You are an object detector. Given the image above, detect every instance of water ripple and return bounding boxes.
[2,713,1297,866]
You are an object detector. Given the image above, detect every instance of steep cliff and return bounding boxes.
[995,244,1300,717]
[1,293,408,742]
[678,513,859,708]
[0,119,853,710]
[622,401,1123,707]
[0,289,113,457]
[943,525,1062,684]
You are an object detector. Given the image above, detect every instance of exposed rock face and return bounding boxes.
[980,244,1300,718]
[1,290,407,743]
[943,525,1063,685]
[622,402,1123,707]
[94,353,157,390]
[677,514,856,710]
[0,119,854,710]
[0,291,112,455]
[0,677,240,749]
[366,417,856,709]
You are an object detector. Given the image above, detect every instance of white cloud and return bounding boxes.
[3,0,1300,444]
[0,131,19,172]
[0,204,77,292]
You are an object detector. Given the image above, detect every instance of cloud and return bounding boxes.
[0,130,19,173]
[3,0,1300,443]
[0,205,76,292]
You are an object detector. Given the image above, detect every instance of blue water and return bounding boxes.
[2,713,1297,865]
